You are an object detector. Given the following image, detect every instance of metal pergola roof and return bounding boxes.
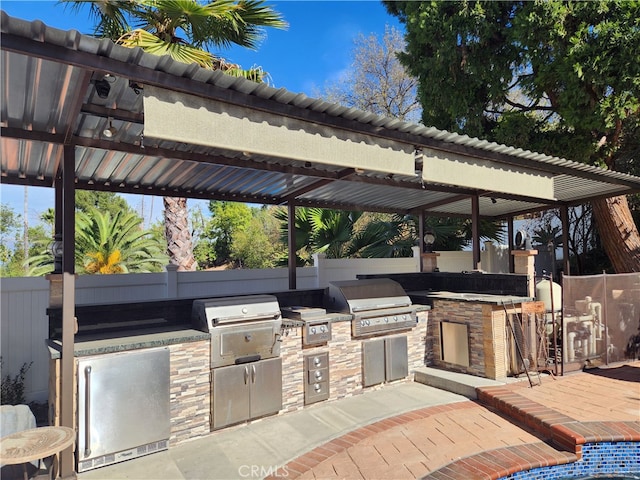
[3,11,640,222]
[4,15,640,477]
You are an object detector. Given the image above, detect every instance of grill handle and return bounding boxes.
[211,312,280,325]
[243,366,249,385]
[234,354,261,365]
[251,364,256,384]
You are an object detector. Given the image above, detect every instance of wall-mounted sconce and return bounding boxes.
[103,117,118,138]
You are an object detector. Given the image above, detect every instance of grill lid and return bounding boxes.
[326,279,412,313]
[192,294,281,329]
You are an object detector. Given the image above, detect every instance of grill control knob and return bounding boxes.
[245,334,252,342]
[314,384,322,392]
[393,316,398,322]
[314,357,322,366]
[365,319,371,326]
[242,307,248,314]
[320,325,326,333]
[311,327,316,334]
[314,371,323,380]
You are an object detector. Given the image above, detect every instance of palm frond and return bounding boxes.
[118,29,215,68]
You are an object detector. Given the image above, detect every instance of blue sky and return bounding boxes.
[0,0,401,226]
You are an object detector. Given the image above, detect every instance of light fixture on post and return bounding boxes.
[423,230,436,253]
[49,234,63,273]
[103,117,117,138]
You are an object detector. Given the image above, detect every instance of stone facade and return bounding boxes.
[279,311,429,415]
[168,339,210,445]
[428,299,513,379]
[168,311,430,444]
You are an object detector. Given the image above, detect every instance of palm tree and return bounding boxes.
[63,0,287,271]
[64,0,287,78]
[275,208,364,265]
[28,209,167,275]
[276,208,505,264]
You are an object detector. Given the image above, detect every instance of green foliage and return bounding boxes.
[0,204,22,273]
[75,191,133,216]
[0,359,32,405]
[231,206,284,268]
[275,208,363,265]
[386,0,640,271]
[76,209,167,274]
[385,0,640,170]
[206,201,253,266]
[27,208,167,275]
[275,208,504,263]
[193,202,283,269]
[62,0,287,78]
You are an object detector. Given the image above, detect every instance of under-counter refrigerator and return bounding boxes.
[76,346,171,472]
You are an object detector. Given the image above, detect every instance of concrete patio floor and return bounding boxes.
[76,361,640,480]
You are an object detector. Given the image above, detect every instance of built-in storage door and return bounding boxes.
[212,364,251,429]
[249,357,282,419]
[362,338,386,387]
[385,335,408,381]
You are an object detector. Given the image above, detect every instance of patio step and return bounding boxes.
[413,367,505,399]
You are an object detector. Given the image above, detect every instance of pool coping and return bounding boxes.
[422,386,640,479]
[271,384,640,480]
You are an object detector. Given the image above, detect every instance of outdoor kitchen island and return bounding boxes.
[46,282,430,472]
[408,291,534,380]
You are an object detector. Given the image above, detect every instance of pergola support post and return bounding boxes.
[472,195,480,269]
[59,145,76,479]
[288,203,296,290]
[507,216,515,273]
[561,205,570,275]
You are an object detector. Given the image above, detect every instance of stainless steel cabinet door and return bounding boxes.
[212,364,251,429]
[385,335,408,381]
[362,338,385,387]
[77,347,170,463]
[249,357,282,419]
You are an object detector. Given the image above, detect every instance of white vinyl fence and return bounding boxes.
[1,245,507,403]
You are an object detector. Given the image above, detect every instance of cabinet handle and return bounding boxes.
[84,366,92,457]
[251,364,256,383]
[244,366,249,384]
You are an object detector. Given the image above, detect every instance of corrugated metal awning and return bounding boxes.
[2,11,640,220]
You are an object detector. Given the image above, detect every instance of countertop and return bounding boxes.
[48,307,429,360]
[47,326,209,359]
[409,290,533,305]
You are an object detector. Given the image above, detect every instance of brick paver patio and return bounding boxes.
[270,361,640,480]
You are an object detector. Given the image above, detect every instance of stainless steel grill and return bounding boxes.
[192,294,283,368]
[191,294,284,430]
[326,279,417,338]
